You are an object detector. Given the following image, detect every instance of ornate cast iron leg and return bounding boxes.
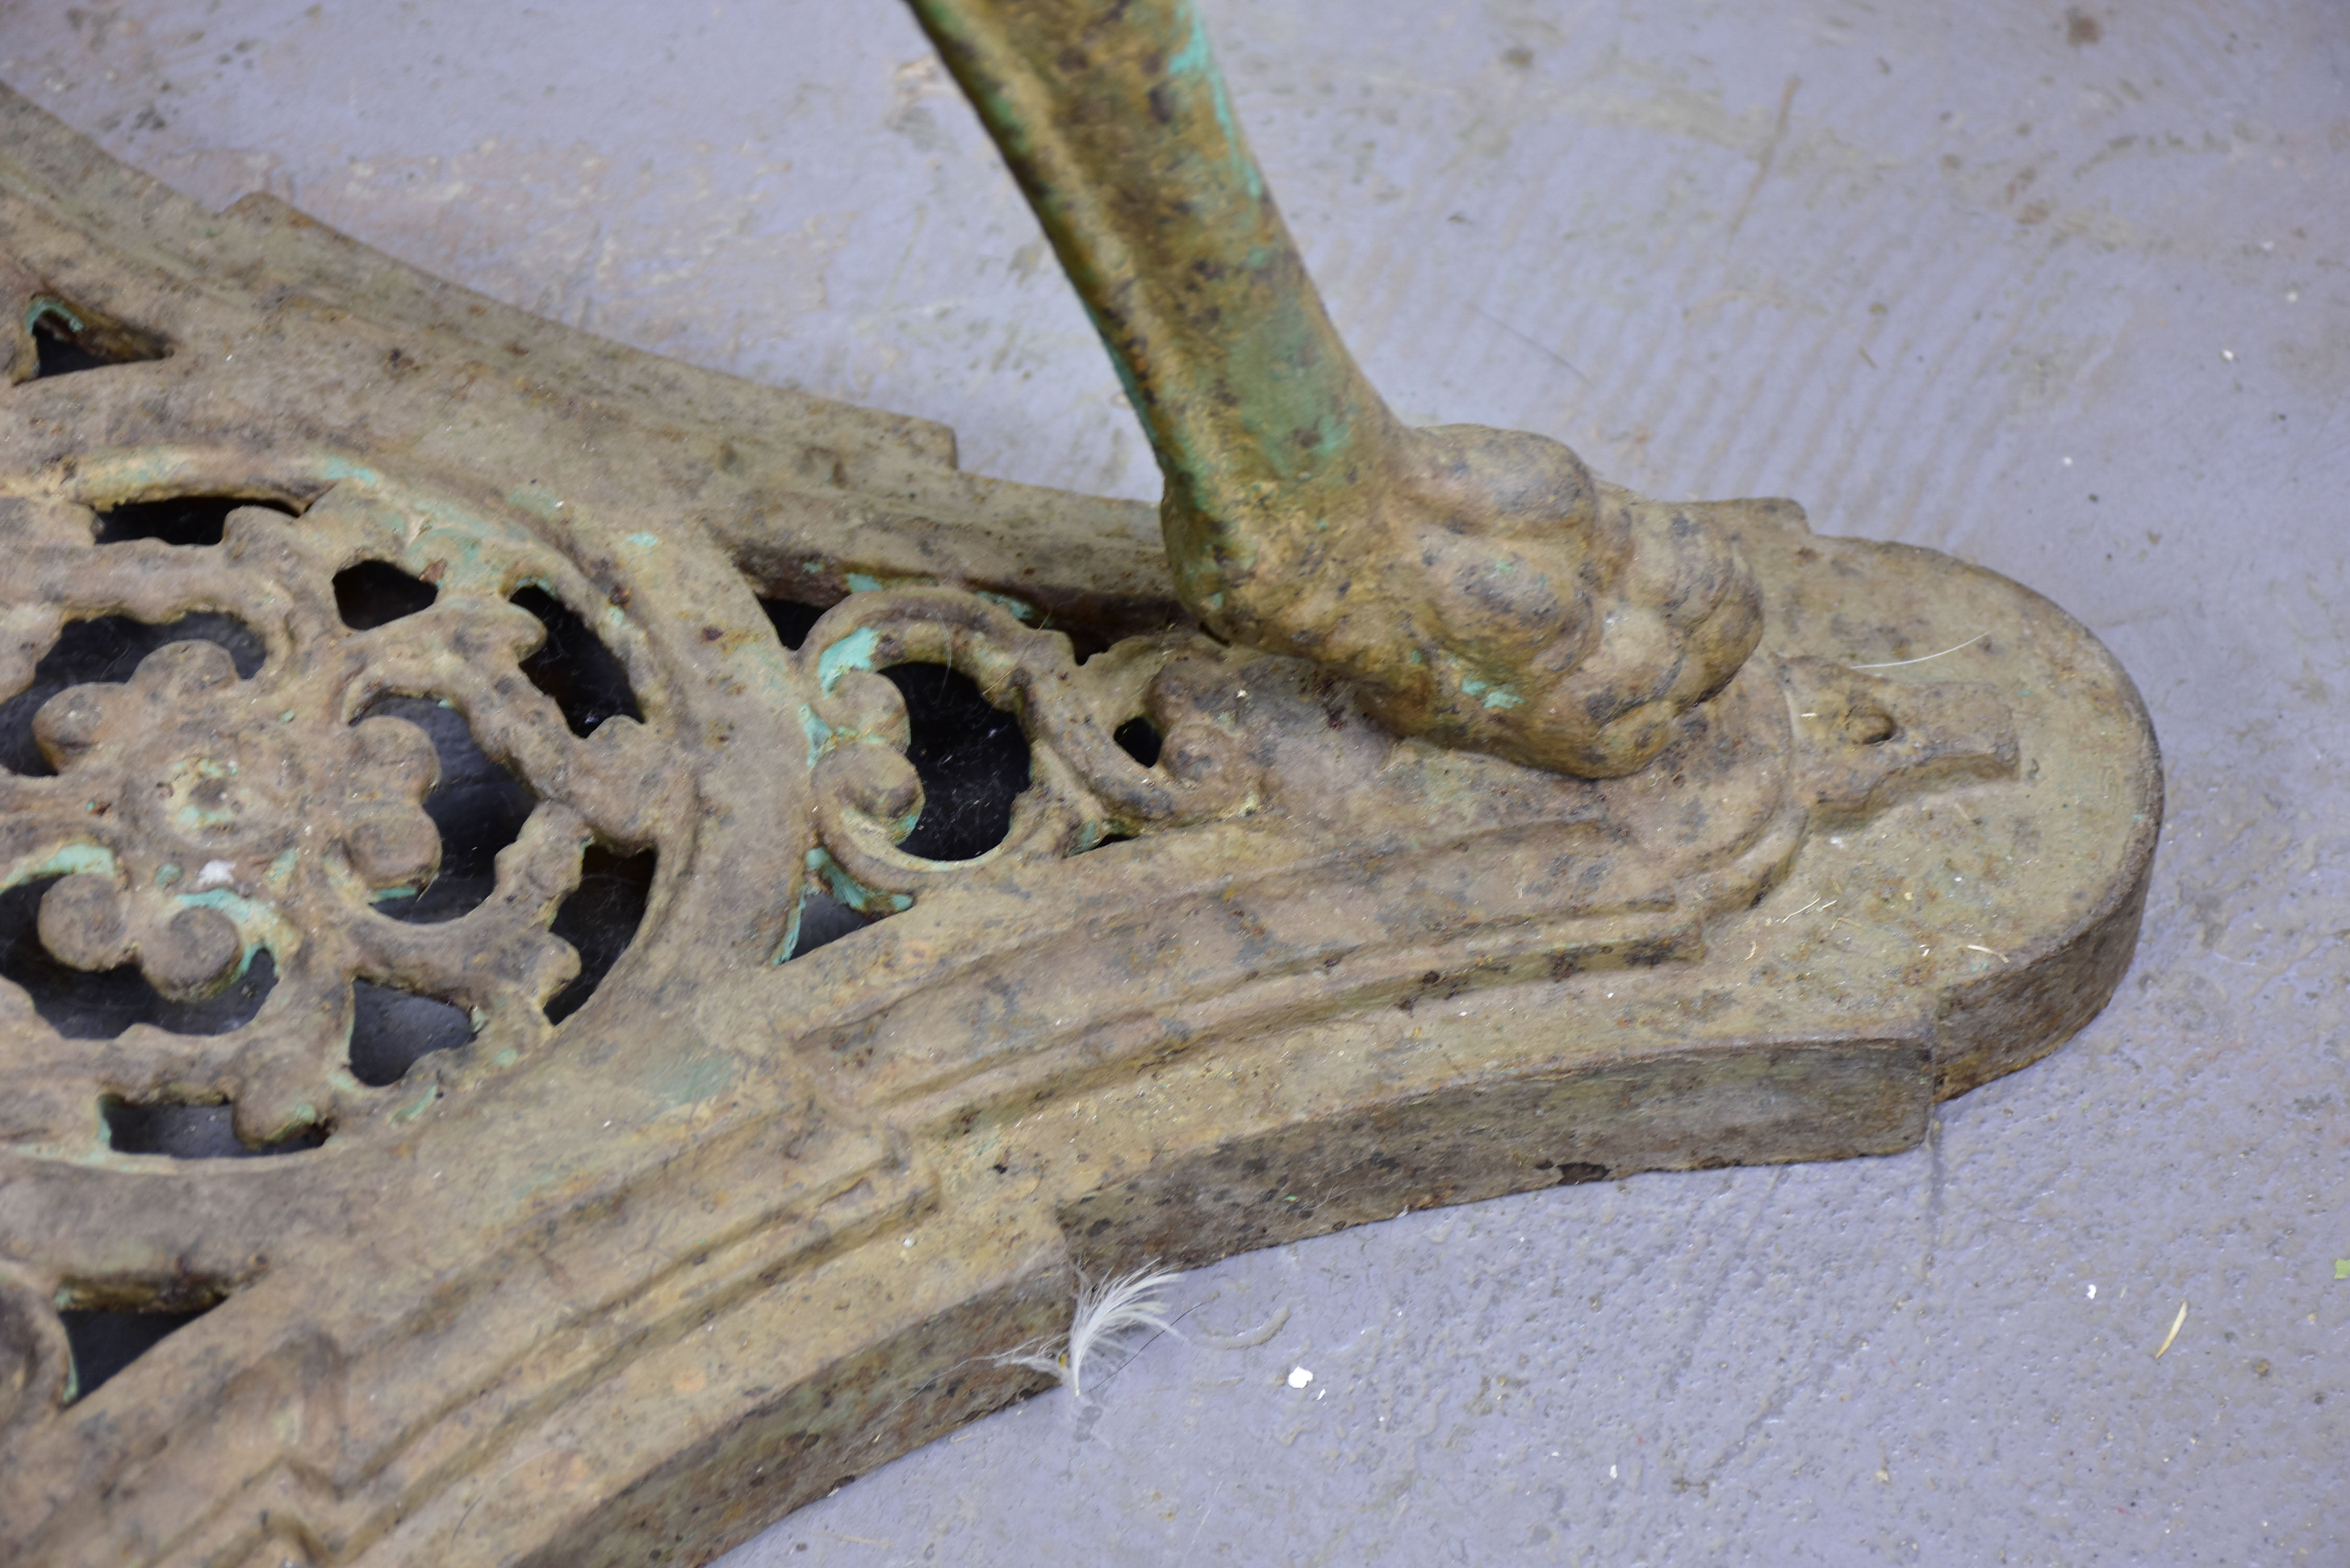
[0,8,2156,1562]
[909,0,1762,778]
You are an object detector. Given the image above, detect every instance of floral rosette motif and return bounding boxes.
[0,469,680,1153]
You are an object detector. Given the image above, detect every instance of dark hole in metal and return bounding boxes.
[30,316,114,378]
[1061,622,1116,664]
[101,1099,326,1158]
[0,614,267,777]
[1113,716,1162,767]
[25,295,169,381]
[60,1306,213,1402]
[93,495,293,548]
[358,696,534,923]
[510,585,641,736]
[0,879,277,1039]
[334,560,440,630]
[882,662,1030,861]
[758,596,830,651]
[545,845,656,1024]
[347,979,475,1087]
[786,887,873,959]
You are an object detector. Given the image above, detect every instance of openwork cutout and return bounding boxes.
[95,496,293,548]
[0,614,265,777]
[882,661,1029,861]
[17,293,169,382]
[102,1098,326,1157]
[0,469,682,1155]
[758,596,827,651]
[356,695,535,924]
[0,79,2160,1568]
[1112,715,1162,767]
[544,845,655,1024]
[347,979,475,1088]
[512,585,642,736]
[334,560,441,630]
[786,585,1259,932]
[783,887,872,959]
[59,1306,214,1403]
[0,880,278,1038]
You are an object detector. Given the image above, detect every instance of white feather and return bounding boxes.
[991,1262,1183,1405]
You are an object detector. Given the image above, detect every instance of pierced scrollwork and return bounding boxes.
[0,460,686,1155]
[792,586,1261,916]
[0,80,2163,1568]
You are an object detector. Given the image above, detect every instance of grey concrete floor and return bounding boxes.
[4,1,2343,1562]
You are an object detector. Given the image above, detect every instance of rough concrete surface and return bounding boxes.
[1,1,2342,1563]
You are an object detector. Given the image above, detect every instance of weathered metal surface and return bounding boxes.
[908,0,1762,777]
[0,31,2155,1568]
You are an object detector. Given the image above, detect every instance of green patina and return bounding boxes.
[1167,7,1262,202]
[624,532,661,549]
[972,589,1040,624]
[652,1050,734,1112]
[7,842,119,892]
[773,895,804,965]
[175,886,291,978]
[25,296,85,336]
[167,755,244,837]
[389,1084,439,1124]
[1455,670,1524,710]
[313,455,388,490]
[816,626,883,695]
[796,702,836,766]
[805,846,913,915]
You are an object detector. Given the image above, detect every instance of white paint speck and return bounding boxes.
[1610,1464,1619,1479]
[1287,1366,1314,1389]
[2221,349,2236,362]
[194,859,235,890]
[2087,1283,2096,1299]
